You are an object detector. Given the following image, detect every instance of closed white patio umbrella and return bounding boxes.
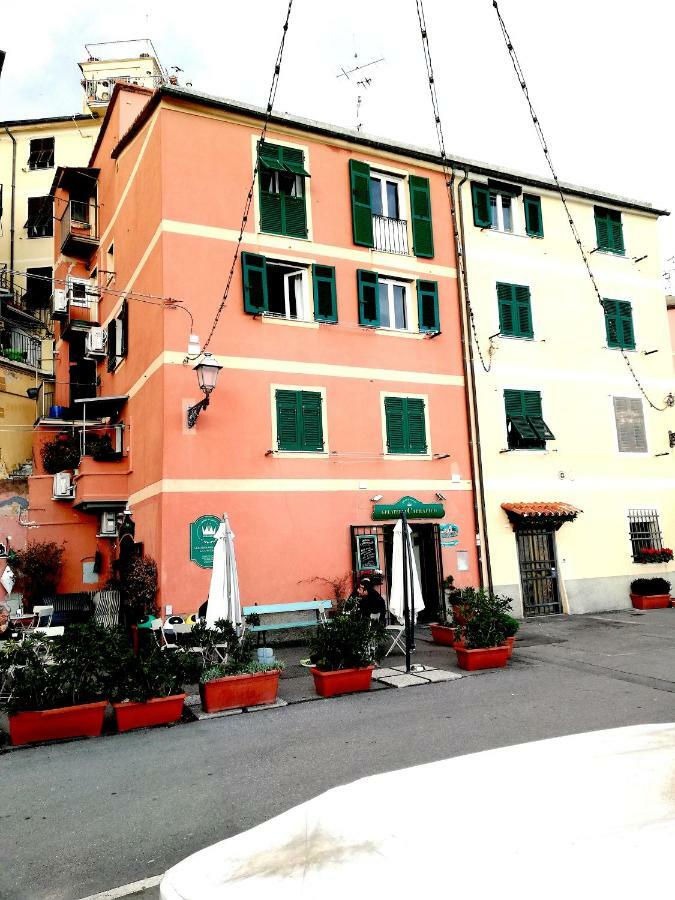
[388,517,424,623]
[206,515,241,628]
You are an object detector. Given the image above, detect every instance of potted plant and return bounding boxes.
[0,622,121,746]
[198,620,284,713]
[40,432,81,475]
[10,541,64,611]
[450,585,479,626]
[451,589,512,671]
[635,548,674,564]
[630,577,671,611]
[499,613,520,658]
[110,644,187,732]
[429,609,457,647]
[308,614,386,697]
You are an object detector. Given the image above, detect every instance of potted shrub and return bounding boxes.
[308,614,386,697]
[198,620,284,713]
[110,645,187,732]
[40,432,81,475]
[630,577,671,611]
[429,609,457,647]
[11,541,64,611]
[86,432,120,462]
[0,622,121,746]
[452,589,512,671]
[450,585,480,626]
[499,613,520,658]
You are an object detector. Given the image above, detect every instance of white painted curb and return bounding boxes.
[78,874,162,899]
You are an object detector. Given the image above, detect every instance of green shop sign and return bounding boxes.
[189,515,222,569]
[372,495,445,521]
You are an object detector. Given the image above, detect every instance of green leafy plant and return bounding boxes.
[200,659,284,683]
[117,555,158,625]
[499,613,520,638]
[193,617,284,682]
[309,614,386,672]
[0,622,127,715]
[452,589,514,650]
[630,577,671,596]
[110,644,186,703]
[40,432,81,474]
[11,541,64,610]
[85,432,119,462]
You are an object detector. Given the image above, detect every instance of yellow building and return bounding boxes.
[0,41,164,473]
[454,169,675,615]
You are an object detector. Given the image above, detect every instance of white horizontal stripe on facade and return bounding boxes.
[477,366,673,389]
[484,477,675,492]
[128,351,464,400]
[161,220,457,279]
[129,478,472,506]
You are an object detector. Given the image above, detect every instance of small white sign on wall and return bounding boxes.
[456,550,469,572]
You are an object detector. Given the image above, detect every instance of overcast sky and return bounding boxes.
[2,0,673,274]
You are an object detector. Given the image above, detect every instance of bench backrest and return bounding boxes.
[242,601,332,616]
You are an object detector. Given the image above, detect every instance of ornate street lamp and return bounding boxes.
[186,352,223,428]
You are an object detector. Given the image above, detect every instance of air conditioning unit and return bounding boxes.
[53,472,74,499]
[98,510,118,537]
[52,289,68,319]
[112,423,125,455]
[85,327,107,357]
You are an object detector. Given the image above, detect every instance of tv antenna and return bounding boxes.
[337,53,385,132]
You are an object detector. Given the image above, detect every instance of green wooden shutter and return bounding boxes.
[504,389,525,419]
[523,194,543,237]
[260,190,283,234]
[349,160,374,247]
[522,391,542,419]
[300,391,324,450]
[409,175,434,258]
[471,183,491,228]
[384,397,406,453]
[106,319,117,372]
[602,299,620,347]
[357,270,380,326]
[280,146,310,176]
[120,298,128,358]
[595,207,624,254]
[242,252,268,314]
[282,195,307,238]
[609,212,625,254]
[416,280,439,333]
[312,264,337,323]
[405,398,427,453]
[497,283,532,338]
[258,141,284,171]
[617,301,635,349]
[595,209,610,250]
[275,390,301,450]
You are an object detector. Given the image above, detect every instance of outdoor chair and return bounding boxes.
[383,613,406,657]
[30,605,53,630]
[93,590,121,628]
[150,618,180,651]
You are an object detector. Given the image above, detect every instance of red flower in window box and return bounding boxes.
[636,547,674,564]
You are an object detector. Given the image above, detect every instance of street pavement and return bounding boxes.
[2,608,674,900]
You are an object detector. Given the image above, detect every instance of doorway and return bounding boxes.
[351,524,443,621]
[516,527,562,616]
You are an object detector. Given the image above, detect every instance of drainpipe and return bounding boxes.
[3,125,16,291]
[449,169,493,593]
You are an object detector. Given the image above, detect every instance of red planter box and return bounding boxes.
[9,701,107,746]
[311,665,374,697]
[630,593,671,610]
[455,645,509,671]
[430,624,456,646]
[200,670,280,713]
[504,636,515,659]
[113,694,186,733]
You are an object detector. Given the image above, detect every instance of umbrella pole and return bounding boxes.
[401,512,411,673]
[404,522,416,652]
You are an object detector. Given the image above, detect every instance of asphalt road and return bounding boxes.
[2,611,675,900]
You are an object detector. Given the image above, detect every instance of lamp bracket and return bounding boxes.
[186,395,210,429]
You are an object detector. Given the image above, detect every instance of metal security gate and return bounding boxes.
[516,527,562,616]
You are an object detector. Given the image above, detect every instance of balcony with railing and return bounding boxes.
[52,287,99,332]
[372,214,409,255]
[60,199,99,259]
[0,328,42,369]
[83,74,164,106]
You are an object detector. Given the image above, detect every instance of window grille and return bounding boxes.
[628,509,662,561]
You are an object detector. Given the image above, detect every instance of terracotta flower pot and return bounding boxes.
[630,593,671,611]
[454,645,509,671]
[113,694,186,733]
[311,665,374,697]
[200,670,280,713]
[9,700,107,746]
[430,623,456,646]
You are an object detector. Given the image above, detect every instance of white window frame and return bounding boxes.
[370,171,406,221]
[66,275,94,308]
[490,191,519,234]
[377,276,411,332]
[265,260,310,322]
[379,389,432,460]
[612,395,648,455]
[269,383,329,458]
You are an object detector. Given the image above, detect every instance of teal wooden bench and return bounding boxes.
[242,601,332,643]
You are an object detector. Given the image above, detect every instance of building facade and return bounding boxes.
[28,84,479,616]
[455,172,675,614]
[0,42,165,475]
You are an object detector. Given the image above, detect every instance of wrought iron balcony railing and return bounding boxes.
[372,215,410,255]
[0,328,42,369]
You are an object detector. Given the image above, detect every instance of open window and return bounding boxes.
[504,389,555,450]
[28,137,55,170]
[242,252,319,322]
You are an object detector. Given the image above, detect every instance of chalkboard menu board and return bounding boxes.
[356,534,379,571]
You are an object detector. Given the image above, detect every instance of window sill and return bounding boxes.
[259,228,309,241]
[270,450,329,459]
[605,345,637,353]
[374,329,425,340]
[383,453,432,460]
[594,249,627,259]
[262,316,319,330]
[498,334,535,342]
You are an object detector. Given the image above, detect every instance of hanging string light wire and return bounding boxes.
[199,0,296,355]
[414,0,493,373]
[491,0,668,411]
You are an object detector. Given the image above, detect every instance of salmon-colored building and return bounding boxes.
[28,84,479,618]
